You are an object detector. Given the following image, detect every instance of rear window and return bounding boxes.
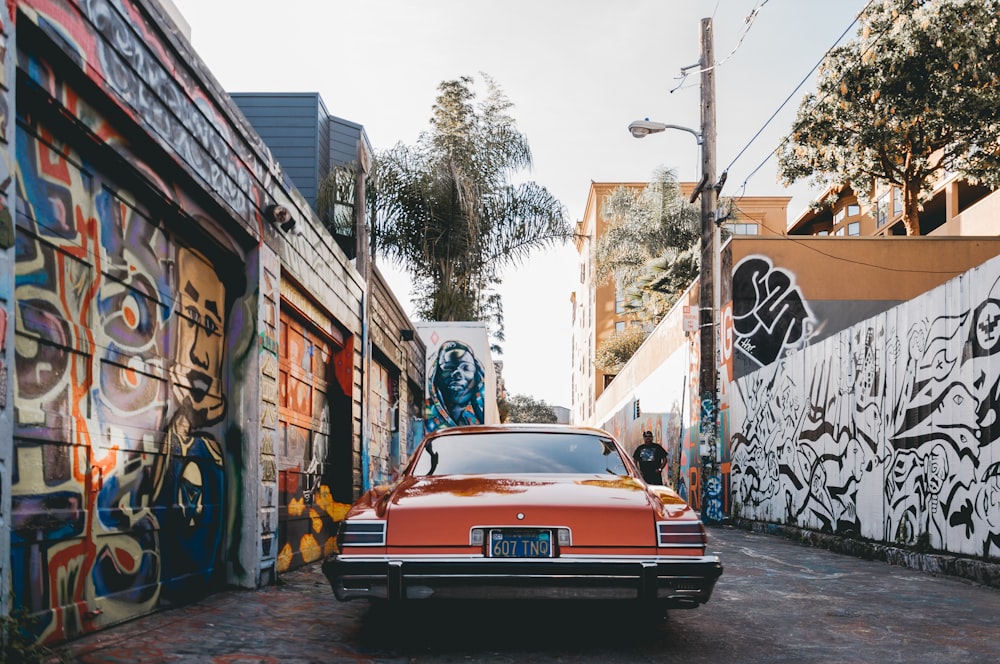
[410,432,629,476]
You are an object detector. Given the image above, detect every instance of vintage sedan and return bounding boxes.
[322,424,722,608]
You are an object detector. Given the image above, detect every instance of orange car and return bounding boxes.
[322,424,722,608]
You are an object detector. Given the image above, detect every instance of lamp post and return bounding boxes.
[629,17,719,523]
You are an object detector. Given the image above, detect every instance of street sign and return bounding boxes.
[683,306,698,333]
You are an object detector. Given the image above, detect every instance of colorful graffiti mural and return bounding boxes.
[425,339,488,432]
[275,310,347,574]
[731,255,1000,560]
[12,104,242,640]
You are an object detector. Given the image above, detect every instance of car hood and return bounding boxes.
[383,475,661,547]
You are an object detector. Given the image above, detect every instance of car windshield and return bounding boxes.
[410,432,630,477]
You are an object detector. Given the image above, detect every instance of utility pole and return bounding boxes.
[696,17,720,523]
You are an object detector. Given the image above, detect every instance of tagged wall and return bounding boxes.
[593,283,717,513]
[13,107,244,638]
[731,253,1000,560]
[5,0,370,645]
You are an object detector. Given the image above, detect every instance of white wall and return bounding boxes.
[731,254,1000,559]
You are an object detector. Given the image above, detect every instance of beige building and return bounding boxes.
[788,172,996,238]
[571,181,790,424]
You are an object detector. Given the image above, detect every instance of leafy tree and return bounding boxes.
[594,167,701,326]
[506,393,558,424]
[594,325,650,375]
[368,74,571,343]
[778,0,1000,235]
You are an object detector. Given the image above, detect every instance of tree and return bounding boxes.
[778,0,1000,236]
[506,394,558,424]
[368,74,571,343]
[594,325,649,375]
[594,167,701,327]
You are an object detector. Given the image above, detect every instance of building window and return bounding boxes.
[727,223,758,235]
[892,188,903,216]
[876,191,889,227]
[835,227,845,236]
[817,230,829,236]
[847,203,861,217]
[834,208,845,224]
[615,321,626,332]
[848,221,860,236]
[614,272,626,314]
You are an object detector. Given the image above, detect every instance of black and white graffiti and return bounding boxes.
[732,256,816,367]
[732,256,1000,560]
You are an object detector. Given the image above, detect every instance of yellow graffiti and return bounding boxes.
[299,533,321,563]
[309,508,323,534]
[276,543,294,573]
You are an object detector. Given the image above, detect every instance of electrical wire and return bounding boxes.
[773,235,977,274]
[671,0,770,93]
[726,0,918,201]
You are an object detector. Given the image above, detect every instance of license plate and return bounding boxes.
[488,528,554,558]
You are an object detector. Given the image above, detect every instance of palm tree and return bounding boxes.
[594,168,701,327]
[368,75,570,343]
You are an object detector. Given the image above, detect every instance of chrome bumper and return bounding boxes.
[322,555,723,607]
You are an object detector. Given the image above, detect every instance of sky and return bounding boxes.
[169,0,869,409]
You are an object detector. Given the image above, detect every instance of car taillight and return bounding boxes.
[657,521,707,548]
[339,520,386,546]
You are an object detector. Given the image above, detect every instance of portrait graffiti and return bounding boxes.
[425,339,487,432]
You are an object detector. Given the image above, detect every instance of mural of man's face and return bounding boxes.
[437,346,476,407]
[172,247,226,424]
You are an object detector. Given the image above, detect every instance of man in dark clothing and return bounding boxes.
[633,430,668,485]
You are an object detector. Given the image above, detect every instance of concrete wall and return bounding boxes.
[731,253,1000,560]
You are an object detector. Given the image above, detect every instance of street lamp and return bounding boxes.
[627,17,720,523]
[628,119,703,146]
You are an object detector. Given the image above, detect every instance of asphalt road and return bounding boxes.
[64,525,1000,663]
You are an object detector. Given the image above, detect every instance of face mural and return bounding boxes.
[172,246,227,425]
[159,246,227,602]
[425,340,486,432]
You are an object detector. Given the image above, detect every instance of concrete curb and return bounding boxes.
[722,518,1000,590]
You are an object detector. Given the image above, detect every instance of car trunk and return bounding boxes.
[384,475,658,548]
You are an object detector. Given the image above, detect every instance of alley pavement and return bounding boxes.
[60,525,1000,664]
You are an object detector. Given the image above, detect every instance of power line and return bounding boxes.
[723,1,877,191]
[672,0,770,94]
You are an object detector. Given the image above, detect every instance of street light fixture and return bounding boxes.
[628,119,703,145]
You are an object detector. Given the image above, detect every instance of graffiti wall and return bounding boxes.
[0,0,15,613]
[591,285,728,515]
[416,322,499,434]
[731,253,1000,560]
[275,309,350,573]
[13,102,247,640]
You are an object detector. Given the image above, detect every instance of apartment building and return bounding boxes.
[571,181,790,424]
[788,173,997,238]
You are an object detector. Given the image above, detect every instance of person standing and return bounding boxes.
[633,430,669,485]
